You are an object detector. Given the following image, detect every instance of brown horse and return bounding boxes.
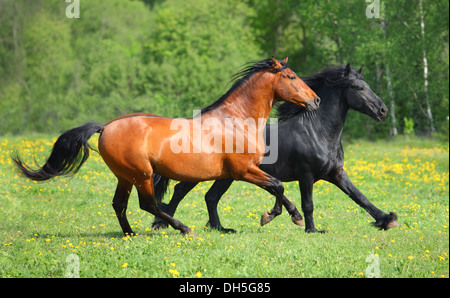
[13,57,320,235]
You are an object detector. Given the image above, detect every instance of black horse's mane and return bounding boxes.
[200,58,288,114]
[277,65,363,122]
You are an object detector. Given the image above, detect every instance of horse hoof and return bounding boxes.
[152,223,169,230]
[305,228,326,234]
[386,220,400,230]
[221,228,237,234]
[291,217,304,227]
[260,211,270,226]
[182,227,194,236]
[152,220,169,230]
[373,212,400,230]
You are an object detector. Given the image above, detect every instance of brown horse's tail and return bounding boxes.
[12,123,104,181]
[153,174,170,204]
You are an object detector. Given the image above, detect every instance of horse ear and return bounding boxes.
[344,63,351,76]
[282,57,288,63]
[358,64,364,74]
[271,56,282,69]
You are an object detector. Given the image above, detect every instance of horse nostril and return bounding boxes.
[314,97,321,107]
[380,107,387,115]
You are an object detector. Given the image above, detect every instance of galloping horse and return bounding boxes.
[152,64,399,233]
[13,57,320,235]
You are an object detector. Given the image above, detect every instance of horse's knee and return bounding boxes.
[272,179,284,197]
[112,201,126,212]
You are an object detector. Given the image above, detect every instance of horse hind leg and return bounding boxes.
[205,178,236,233]
[259,192,305,227]
[112,179,134,235]
[152,181,198,230]
[135,175,193,235]
[282,195,304,227]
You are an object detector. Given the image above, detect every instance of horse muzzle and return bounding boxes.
[307,97,321,111]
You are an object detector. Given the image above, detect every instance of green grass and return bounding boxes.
[0,135,448,278]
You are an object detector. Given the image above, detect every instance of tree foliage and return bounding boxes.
[0,0,448,140]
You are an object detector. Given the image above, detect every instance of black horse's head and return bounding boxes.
[276,64,388,123]
[341,63,388,121]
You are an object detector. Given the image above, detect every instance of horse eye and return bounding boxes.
[289,76,296,80]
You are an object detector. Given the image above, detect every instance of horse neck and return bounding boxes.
[210,72,275,121]
[300,85,349,142]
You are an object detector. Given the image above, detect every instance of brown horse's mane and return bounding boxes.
[200,58,288,114]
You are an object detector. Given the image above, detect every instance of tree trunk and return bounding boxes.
[381,17,398,136]
[385,64,398,136]
[419,0,435,133]
[271,0,284,57]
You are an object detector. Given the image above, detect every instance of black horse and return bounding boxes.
[153,64,399,233]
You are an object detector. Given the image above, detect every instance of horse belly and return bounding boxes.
[153,151,226,182]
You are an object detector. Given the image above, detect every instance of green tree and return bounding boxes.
[0,0,447,138]
[141,0,262,117]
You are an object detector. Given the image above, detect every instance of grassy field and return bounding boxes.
[0,135,448,278]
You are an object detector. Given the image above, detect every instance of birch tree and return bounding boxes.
[380,6,398,136]
[419,0,435,132]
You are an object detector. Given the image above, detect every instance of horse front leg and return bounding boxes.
[298,178,324,233]
[328,168,400,230]
[238,166,284,226]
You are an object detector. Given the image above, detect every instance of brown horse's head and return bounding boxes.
[271,57,320,111]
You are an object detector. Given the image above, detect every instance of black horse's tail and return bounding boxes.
[12,122,104,181]
[153,174,170,204]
